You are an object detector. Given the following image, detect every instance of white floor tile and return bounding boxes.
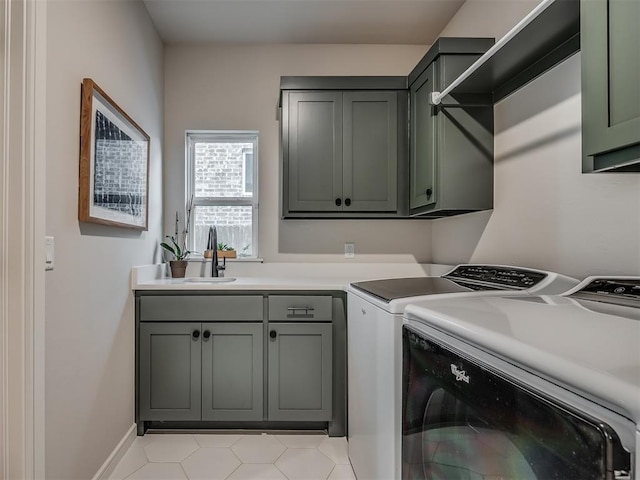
[131,435,157,448]
[143,435,200,463]
[317,437,350,465]
[109,447,148,480]
[230,435,286,464]
[275,449,335,480]
[193,434,244,448]
[275,434,326,449]
[327,464,357,480]
[226,464,288,480]
[110,432,355,480]
[181,447,241,480]
[125,462,188,480]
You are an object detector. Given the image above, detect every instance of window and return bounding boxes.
[186,131,258,258]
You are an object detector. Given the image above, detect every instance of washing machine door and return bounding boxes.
[402,325,630,480]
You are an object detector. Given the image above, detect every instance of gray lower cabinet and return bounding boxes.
[409,50,494,217]
[202,323,263,421]
[282,86,406,217]
[139,321,262,422]
[139,322,202,421]
[582,0,640,172]
[268,322,332,421]
[137,292,343,434]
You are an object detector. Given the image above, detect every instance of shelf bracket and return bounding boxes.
[430,92,443,106]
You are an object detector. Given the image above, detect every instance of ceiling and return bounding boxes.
[142,0,466,45]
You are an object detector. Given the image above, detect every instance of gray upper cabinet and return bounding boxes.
[343,91,398,212]
[268,322,333,421]
[201,323,263,421]
[582,0,640,172]
[287,91,343,212]
[410,62,437,210]
[281,77,408,218]
[409,41,495,217]
[139,322,202,421]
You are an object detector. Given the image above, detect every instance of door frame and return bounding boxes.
[1,0,47,477]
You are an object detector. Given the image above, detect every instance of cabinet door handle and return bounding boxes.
[426,188,432,197]
[269,330,277,339]
[344,198,351,207]
[192,330,200,339]
[202,330,210,339]
[335,198,342,207]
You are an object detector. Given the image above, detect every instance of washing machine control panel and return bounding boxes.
[444,265,547,290]
[576,278,640,300]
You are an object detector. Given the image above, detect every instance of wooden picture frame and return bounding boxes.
[78,78,150,230]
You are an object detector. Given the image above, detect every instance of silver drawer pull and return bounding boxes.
[287,307,315,313]
[286,307,315,318]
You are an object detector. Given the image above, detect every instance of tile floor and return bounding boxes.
[108,432,357,480]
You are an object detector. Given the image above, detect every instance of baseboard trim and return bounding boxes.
[92,424,137,480]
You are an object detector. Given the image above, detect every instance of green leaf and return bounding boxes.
[160,242,176,255]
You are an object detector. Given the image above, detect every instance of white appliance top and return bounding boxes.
[404,276,640,427]
[348,264,578,314]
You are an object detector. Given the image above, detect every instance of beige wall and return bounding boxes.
[45,1,163,478]
[164,44,433,264]
[439,0,539,39]
[432,0,640,279]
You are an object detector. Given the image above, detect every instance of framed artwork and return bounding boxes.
[78,78,149,230]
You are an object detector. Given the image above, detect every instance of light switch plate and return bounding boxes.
[344,242,355,259]
[45,236,54,271]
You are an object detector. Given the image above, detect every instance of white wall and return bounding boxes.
[432,0,640,279]
[164,44,433,264]
[45,1,163,478]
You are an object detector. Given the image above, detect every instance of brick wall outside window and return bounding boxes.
[195,142,252,198]
[192,141,254,255]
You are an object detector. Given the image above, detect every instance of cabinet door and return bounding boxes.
[201,323,263,421]
[582,0,640,172]
[268,322,332,421]
[343,91,398,212]
[286,91,343,211]
[410,63,437,209]
[139,322,201,421]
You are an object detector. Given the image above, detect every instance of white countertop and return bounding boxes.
[133,276,355,291]
[131,262,449,291]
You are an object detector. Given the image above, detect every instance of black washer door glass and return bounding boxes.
[402,326,630,480]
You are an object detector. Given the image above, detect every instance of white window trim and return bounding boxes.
[242,149,253,196]
[185,130,259,258]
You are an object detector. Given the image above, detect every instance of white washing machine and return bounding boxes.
[347,264,578,480]
[402,277,640,480]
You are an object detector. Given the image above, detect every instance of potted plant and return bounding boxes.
[160,235,192,278]
[161,197,194,278]
[217,242,237,259]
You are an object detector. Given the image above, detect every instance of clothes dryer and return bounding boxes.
[402,277,640,479]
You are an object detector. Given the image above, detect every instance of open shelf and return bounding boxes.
[442,0,580,103]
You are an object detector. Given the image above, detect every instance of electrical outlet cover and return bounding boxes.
[344,242,355,258]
